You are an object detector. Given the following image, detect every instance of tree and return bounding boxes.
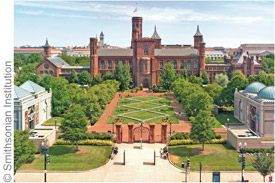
[202,71,210,85]
[70,69,79,84]
[79,71,92,85]
[103,71,113,81]
[262,56,274,74]
[14,130,37,172]
[248,71,274,86]
[189,76,203,86]
[252,152,274,182]
[184,90,214,117]
[179,69,188,79]
[60,104,88,151]
[93,74,103,85]
[51,77,70,116]
[220,75,248,106]
[39,75,53,92]
[159,62,177,90]
[190,111,215,151]
[231,70,245,79]
[204,83,223,106]
[214,73,229,87]
[114,62,132,91]
[15,73,40,86]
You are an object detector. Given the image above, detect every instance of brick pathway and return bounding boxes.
[88,91,192,142]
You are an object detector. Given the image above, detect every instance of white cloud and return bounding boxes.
[15,1,272,24]
[19,10,43,15]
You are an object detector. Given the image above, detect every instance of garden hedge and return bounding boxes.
[55,139,113,146]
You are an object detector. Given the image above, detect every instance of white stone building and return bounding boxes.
[14,80,52,130]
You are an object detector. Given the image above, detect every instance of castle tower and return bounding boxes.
[152,25,161,49]
[90,37,98,78]
[194,25,203,50]
[99,31,104,48]
[199,38,206,76]
[43,38,51,58]
[131,17,143,48]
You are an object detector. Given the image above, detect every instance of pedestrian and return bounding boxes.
[160,148,163,158]
[118,92,121,98]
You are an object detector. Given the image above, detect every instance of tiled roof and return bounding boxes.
[98,49,133,56]
[47,57,69,67]
[233,52,260,65]
[14,85,32,100]
[62,66,90,69]
[154,49,198,56]
[20,80,45,94]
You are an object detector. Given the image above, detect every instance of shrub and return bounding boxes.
[208,139,227,144]
[55,139,113,146]
[246,148,274,154]
[169,139,195,146]
[170,133,190,140]
[215,134,222,139]
[84,132,112,140]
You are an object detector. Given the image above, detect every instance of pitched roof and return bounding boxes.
[194,25,202,36]
[20,80,45,94]
[233,52,260,65]
[154,49,198,56]
[98,49,133,56]
[47,57,69,67]
[151,25,161,39]
[14,85,32,100]
[44,38,50,47]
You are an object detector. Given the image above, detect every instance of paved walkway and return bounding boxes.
[15,143,273,182]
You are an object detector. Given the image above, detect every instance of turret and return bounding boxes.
[131,17,143,48]
[90,37,98,78]
[194,25,202,50]
[152,25,161,49]
[43,38,51,58]
[199,38,206,76]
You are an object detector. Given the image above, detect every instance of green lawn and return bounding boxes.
[127,102,159,109]
[19,145,112,171]
[108,95,179,124]
[123,111,163,120]
[169,144,257,171]
[213,111,242,128]
[43,117,64,125]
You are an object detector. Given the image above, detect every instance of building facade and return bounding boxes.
[36,16,262,85]
[234,82,274,137]
[14,80,52,130]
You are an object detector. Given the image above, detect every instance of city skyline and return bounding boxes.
[15,1,274,48]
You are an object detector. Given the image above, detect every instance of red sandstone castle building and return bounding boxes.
[36,16,262,85]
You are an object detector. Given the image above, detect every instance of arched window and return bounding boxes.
[122,60,125,65]
[40,71,43,76]
[144,62,148,71]
[50,71,53,77]
[180,60,184,69]
[194,60,198,69]
[173,60,177,69]
[187,61,191,70]
[45,71,49,75]
[160,60,163,69]
[108,60,112,69]
[101,60,105,69]
[144,45,148,55]
[115,60,118,67]
[129,60,132,69]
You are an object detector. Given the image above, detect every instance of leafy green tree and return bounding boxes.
[39,75,53,92]
[15,73,40,86]
[248,71,274,86]
[262,56,274,74]
[202,71,210,85]
[179,69,188,79]
[67,83,84,105]
[93,74,103,85]
[220,75,248,106]
[60,104,88,151]
[114,62,132,91]
[61,55,76,66]
[51,77,70,116]
[231,70,245,79]
[204,83,223,106]
[75,56,90,66]
[159,62,177,90]
[103,71,113,81]
[184,90,214,117]
[79,71,92,85]
[205,57,212,64]
[14,130,37,172]
[70,69,79,84]
[214,73,229,87]
[190,111,215,151]
[189,76,203,85]
[252,152,274,182]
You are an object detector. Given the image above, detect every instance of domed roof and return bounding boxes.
[258,86,275,99]
[245,82,266,93]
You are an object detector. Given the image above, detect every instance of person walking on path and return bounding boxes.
[160,148,163,159]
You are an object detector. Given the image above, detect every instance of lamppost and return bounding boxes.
[227,118,230,129]
[239,142,247,182]
[112,120,115,135]
[169,119,172,136]
[41,140,50,183]
[54,118,57,130]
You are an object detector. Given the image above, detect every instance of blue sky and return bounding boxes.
[14,1,274,48]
